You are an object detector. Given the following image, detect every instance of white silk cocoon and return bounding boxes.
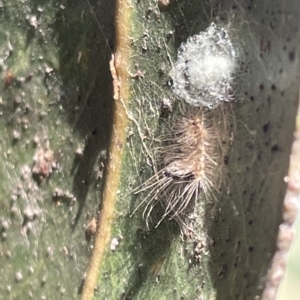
[171,23,238,108]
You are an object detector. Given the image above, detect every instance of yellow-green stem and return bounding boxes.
[81,1,131,299]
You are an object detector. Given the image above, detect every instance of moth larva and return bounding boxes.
[134,105,222,229]
[133,23,236,230]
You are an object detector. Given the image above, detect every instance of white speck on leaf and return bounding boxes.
[110,237,119,251]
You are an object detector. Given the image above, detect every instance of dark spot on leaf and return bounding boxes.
[91,128,98,136]
[224,155,229,165]
[289,51,295,61]
[262,122,269,133]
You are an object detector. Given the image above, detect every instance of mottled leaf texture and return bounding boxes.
[0,1,299,300]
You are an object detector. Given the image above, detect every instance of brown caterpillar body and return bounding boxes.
[134,103,230,230]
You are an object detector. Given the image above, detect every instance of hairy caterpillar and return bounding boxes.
[133,23,236,229]
[134,104,230,229]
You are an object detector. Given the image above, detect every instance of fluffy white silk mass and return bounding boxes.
[171,23,238,108]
